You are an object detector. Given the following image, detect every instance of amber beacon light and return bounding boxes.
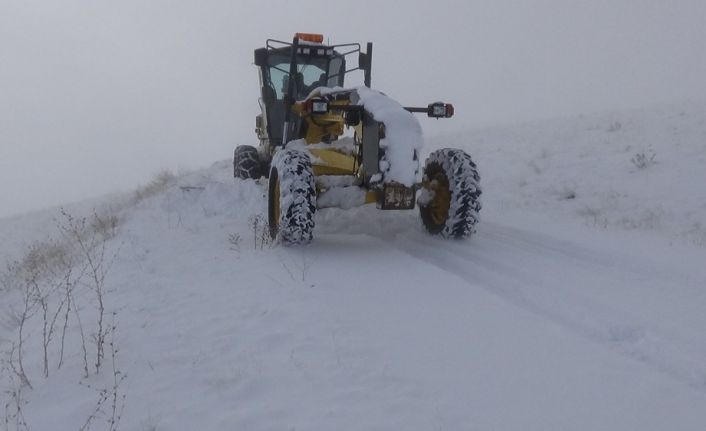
[295,33,324,43]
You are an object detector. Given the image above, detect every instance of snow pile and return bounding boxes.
[355,86,423,186]
[316,186,367,209]
[284,136,356,163]
[305,136,356,154]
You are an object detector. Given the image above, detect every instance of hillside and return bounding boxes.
[1,101,706,430]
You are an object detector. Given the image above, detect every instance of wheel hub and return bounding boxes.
[428,172,451,225]
[273,179,281,227]
[268,168,282,240]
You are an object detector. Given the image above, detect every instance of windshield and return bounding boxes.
[258,49,346,146]
[267,53,345,100]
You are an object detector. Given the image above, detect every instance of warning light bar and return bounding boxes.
[295,33,324,43]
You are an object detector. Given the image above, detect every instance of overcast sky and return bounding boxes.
[2,0,705,218]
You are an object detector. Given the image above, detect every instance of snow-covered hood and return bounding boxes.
[313,86,423,186]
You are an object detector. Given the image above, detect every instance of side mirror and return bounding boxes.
[254,48,268,67]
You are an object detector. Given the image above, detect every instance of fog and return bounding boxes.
[2,0,705,218]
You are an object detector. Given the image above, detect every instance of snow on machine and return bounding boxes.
[234,33,482,244]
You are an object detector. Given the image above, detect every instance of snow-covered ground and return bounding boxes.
[445,101,706,247]
[1,101,705,430]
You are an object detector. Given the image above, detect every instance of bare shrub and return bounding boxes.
[577,206,609,229]
[77,320,126,431]
[617,209,663,230]
[1,244,61,388]
[607,121,622,132]
[278,251,312,283]
[106,321,126,431]
[1,196,131,429]
[683,223,706,247]
[8,243,79,380]
[72,294,91,378]
[1,206,121,390]
[227,233,241,253]
[139,415,160,431]
[57,264,78,371]
[248,215,273,250]
[89,208,121,241]
[56,210,119,374]
[3,286,35,389]
[132,170,177,205]
[1,363,30,431]
[78,383,109,431]
[559,190,576,200]
[631,150,656,169]
[555,186,576,201]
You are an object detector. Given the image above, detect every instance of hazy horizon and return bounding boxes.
[2,0,706,218]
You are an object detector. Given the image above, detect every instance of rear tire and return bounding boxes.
[268,149,317,245]
[234,145,262,179]
[419,148,481,238]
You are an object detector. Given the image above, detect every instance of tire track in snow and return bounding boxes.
[382,227,706,393]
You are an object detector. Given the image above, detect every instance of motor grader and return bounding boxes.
[234,33,481,244]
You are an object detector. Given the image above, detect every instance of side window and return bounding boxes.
[327,57,344,87]
[269,66,288,100]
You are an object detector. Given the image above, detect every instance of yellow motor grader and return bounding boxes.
[234,33,481,244]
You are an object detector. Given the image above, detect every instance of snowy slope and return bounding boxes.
[1,101,706,430]
[432,101,706,246]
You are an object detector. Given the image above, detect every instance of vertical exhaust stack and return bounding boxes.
[359,42,373,88]
[365,42,373,87]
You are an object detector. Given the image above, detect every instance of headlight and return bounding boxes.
[427,102,454,118]
[310,99,329,114]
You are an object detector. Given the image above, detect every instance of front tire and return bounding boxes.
[268,149,317,245]
[419,148,482,238]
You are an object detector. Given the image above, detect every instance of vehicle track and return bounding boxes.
[381,224,706,393]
